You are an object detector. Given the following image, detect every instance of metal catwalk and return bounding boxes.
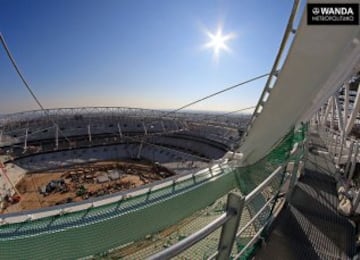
[255,133,356,259]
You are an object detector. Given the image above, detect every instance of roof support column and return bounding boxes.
[55,125,59,150]
[88,124,92,143]
[345,83,360,136]
[161,121,166,133]
[137,139,144,159]
[24,128,28,151]
[142,122,148,135]
[117,123,123,140]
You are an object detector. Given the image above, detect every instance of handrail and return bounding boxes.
[237,193,277,237]
[0,163,225,225]
[148,142,300,259]
[234,225,265,259]
[245,166,283,203]
[147,131,304,259]
[148,213,230,260]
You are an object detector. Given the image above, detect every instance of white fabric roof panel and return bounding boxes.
[239,0,360,165]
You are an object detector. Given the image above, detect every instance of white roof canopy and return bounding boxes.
[239,0,360,165]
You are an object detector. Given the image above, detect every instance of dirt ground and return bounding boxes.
[2,160,174,214]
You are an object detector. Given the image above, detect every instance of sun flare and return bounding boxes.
[204,27,235,59]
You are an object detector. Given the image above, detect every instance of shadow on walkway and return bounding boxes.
[255,133,356,260]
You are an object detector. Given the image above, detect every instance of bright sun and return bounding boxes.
[204,27,235,59]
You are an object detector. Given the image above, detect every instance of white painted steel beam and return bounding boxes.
[334,93,344,133]
[321,98,332,126]
[345,83,360,136]
[239,0,360,165]
[331,96,336,130]
[344,83,350,128]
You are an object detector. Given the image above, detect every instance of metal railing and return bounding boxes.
[0,163,225,225]
[148,142,303,260]
[148,194,242,260]
[318,125,359,179]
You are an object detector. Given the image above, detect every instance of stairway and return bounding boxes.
[255,133,356,260]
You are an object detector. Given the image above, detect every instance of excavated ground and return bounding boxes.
[1,160,174,214]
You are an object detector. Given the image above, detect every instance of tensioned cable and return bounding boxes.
[0,33,72,145]
[217,106,255,117]
[0,31,264,144]
[174,105,255,122]
[162,73,269,117]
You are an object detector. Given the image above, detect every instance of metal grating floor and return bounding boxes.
[255,133,356,260]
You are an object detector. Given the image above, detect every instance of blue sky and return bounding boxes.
[0,0,302,114]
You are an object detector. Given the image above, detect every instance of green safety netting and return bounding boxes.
[0,126,306,259]
[231,124,306,259]
[235,125,306,195]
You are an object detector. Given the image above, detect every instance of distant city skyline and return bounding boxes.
[0,0,304,114]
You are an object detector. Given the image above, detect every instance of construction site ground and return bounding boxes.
[1,160,174,214]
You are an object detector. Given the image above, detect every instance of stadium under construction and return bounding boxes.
[1,0,360,259]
